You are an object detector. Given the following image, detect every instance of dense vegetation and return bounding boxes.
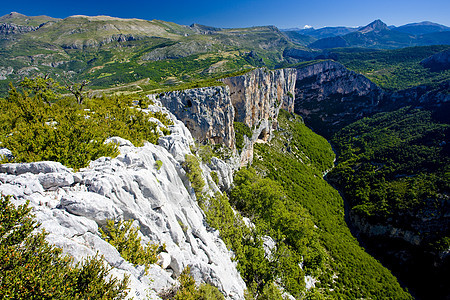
[328,106,449,243]
[0,195,129,299]
[334,45,450,90]
[202,190,309,298]
[0,77,172,169]
[187,109,412,299]
[248,110,412,299]
[327,106,450,299]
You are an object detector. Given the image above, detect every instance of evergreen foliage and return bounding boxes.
[201,192,292,299]
[0,195,129,299]
[160,267,225,300]
[329,106,449,236]
[234,121,252,151]
[100,219,165,273]
[248,110,412,299]
[0,77,172,169]
[182,154,206,199]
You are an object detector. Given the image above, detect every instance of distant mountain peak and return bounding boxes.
[1,12,26,20]
[358,19,389,34]
[8,12,25,17]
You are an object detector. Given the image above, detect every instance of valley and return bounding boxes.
[0,12,449,300]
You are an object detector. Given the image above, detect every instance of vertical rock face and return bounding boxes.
[221,68,296,165]
[222,68,296,132]
[157,86,236,150]
[294,60,383,137]
[294,60,450,138]
[157,68,296,166]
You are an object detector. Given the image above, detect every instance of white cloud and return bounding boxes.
[303,25,313,29]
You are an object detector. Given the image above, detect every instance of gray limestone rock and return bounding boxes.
[208,157,233,191]
[0,161,72,175]
[221,68,296,166]
[0,103,246,299]
[157,86,236,150]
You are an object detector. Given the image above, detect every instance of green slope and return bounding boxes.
[328,107,450,299]
[0,14,295,96]
[334,45,450,90]
[248,110,412,299]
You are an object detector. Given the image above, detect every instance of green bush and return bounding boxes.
[156,159,163,170]
[0,77,172,170]
[160,266,225,300]
[100,219,164,272]
[210,171,219,186]
[234,122,252,151]
[0,194,129,299]
[182,154,205,198]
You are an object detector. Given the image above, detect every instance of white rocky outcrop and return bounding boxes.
[0,101,246,299]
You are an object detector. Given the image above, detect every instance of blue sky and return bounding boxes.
[1,0,449,29]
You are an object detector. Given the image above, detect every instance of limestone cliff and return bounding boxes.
[0,101,246,300]
[157,68,296,166]
[294,60,383,137]
[222,68,296,130]
[293,60,450,137]
[157,86,236,150]
[221,68,296,165]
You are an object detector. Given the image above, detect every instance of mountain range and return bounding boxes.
[1,12,449,96]
[284,19,450,49]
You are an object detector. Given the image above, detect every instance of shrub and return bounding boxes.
[210,171,219,186]
[0,77,173,170]
[234,122,252,151]
[0,194,129,299]
[100,219,164,272]
[172,267,225,300]
[182,154,205,198]
[197,143,214,164]
[156,159,163,170]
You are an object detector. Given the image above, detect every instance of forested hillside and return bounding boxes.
[334,45,450,90]
[247,110,412,299]
[328,107,449,299]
